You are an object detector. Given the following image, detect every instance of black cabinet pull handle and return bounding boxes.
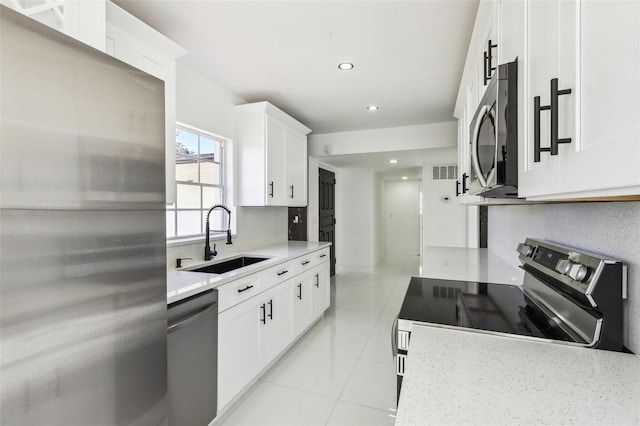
[550,78,572,155]
[483,39,497,85]
[534,96,551,162]
[269,181,274,197]
[302,260,310,266]
[462,172,469,194]
[315,273,319,288]
[456,180,461,197]
[268,299,273,320]
[297,283,302,300]
[237,285,254,293]
[277,270,288,276]
[320,254,327,258]
[260,304,266,324]
[534,78,572,162]
[290,185,294,199]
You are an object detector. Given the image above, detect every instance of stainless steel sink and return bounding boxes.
[190,256,269,274]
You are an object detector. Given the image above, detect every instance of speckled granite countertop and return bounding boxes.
[421,247,523,285]
[396,324,640,425]
[167,241,330,304]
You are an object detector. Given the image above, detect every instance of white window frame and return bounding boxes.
[167,123,234,242]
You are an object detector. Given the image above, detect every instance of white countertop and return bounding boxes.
[396,324,640,425]
[167,241,330,304]
[421,247,523,285]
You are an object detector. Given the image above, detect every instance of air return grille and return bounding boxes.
[432,165,458,180]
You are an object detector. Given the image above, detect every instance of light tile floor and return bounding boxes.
[218,255,419,426]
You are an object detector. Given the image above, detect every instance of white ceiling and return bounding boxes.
[318,149,425,178]
[112,0,478,136]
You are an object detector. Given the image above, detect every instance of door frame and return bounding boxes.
[307,158,338,272]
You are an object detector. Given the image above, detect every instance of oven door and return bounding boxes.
[470,98,498,194]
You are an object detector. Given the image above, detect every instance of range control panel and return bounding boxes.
[516,239,625,302]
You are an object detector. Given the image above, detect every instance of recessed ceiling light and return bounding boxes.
[338,62,354,70]
[388,159,398,164]
[367,105,379,111]
[402,176,408,180]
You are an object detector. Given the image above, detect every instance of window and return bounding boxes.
[167,124,228,239]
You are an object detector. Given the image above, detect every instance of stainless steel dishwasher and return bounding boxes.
[168,289,218,425]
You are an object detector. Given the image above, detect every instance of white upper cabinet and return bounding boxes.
[459,0,640,202]
[519,0,576,198]
[559,1,640,198]
[1,0,106,51]
[521,0,640,200]
[476,1,500,100]
[236,102,311,207]
[285,128,308,205]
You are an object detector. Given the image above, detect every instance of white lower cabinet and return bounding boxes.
[293,275,313,336]
[217,292,263,410]
[311,266,330,319]
[217,252,331,413]
[259,281,295,364]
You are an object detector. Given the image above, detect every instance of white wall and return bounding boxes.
[421,148,467,248]
[308,121,457,157]
[167,63,288,269]
[335,168,376,273]
[372,172,384,264]
[384,180,421,255]
[488,201,640,354]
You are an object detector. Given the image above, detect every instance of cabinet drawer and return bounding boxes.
[217,274,262,312]
[260,260,297,291]
[316,248,330,263]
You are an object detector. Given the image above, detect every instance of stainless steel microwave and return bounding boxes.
[468,60,519,198]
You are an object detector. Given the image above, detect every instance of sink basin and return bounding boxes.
[191,256,269,274]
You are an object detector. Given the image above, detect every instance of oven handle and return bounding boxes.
[391,315,398,359]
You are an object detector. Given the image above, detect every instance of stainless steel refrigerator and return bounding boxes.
[0,6,168,424]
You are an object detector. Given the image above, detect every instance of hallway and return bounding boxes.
[218,255,420,425]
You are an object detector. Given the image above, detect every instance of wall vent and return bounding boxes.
[432,165,458,180]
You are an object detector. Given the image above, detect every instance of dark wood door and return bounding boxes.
[319,168,336,276]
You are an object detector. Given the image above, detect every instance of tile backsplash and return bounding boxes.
[488,201,640,354]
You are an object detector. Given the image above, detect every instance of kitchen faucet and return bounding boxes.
[204,204,232,261]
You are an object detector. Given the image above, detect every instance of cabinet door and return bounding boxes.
[520,0,576,198]
[285,128,307,206]
[293,275,314,335]
[498,0,524,64]
[217,296,263,409]
[476,0,498,99]
[265,115,287,205]
[559,1,640,196]
[311,266,330,319]
[260,281,294,364]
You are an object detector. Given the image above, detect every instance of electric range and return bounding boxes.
[393,238,629,400]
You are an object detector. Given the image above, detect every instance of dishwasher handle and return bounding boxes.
[168,301,218,333]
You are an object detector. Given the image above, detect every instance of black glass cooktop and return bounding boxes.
[399,277,575,342]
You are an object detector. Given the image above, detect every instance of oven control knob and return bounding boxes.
[556,259,572,275]
[568,264,589,282]
[517,243,534,257]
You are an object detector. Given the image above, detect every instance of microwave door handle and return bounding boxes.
[471,105,490,188]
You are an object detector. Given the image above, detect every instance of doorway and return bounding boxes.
[384,179,421,256]
[318,168,336,276]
